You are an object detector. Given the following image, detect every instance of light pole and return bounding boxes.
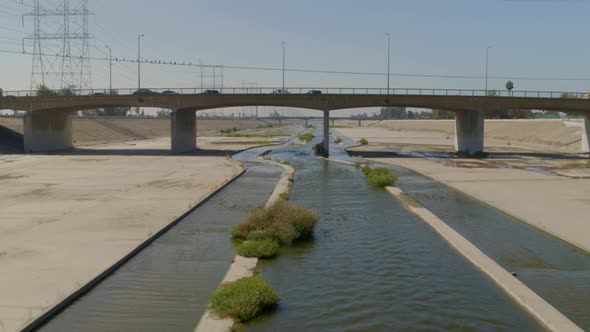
[105,45,112,94]
[386,33,391,94]
[138,34,144,95]
[485,46,492,95]
[282,41,286,90]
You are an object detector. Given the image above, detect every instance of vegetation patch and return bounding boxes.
[236,239,280,258]
[232,201,318,246]
[281,160,291,166]
[334,137,343,144]
[209,276,280,322]
[220,127,242,134]
[353,162,363,169]
[362,166,398,188]
[359,138,369,145]
[298,133,315,143]
[279,192,290,200]
[226,133,290,138]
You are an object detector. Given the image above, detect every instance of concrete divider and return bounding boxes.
[194,154,294,332]
[386,186,582,332]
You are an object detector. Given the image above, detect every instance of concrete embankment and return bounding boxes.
[194,155,294,332]
[386,186,582,332]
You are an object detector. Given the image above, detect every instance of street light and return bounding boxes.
[105,45,112,94]
[138,34,144,96]
[282,41,286,90]
[485,46,492,95]
[386,33,391,94]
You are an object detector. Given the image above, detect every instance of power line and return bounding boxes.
[1,48,589,82]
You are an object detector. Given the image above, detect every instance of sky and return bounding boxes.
[1,0,589,116]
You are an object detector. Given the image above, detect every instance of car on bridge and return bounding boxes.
[584,93,590,99]
[132,89,159,96]
[161,90,179,95]
[201,90,220,95]
[272,89,290,94]
[307,90,322,95]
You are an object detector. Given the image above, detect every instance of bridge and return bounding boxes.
[1,87,589,156]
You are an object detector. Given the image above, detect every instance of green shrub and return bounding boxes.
[281,160,291,166]
[209,276,280,322]
[363,167,398,188]
[232,201,318,245]
[298,133,315,143]
[335,137,343,144]
[353,162,362,169]
[236,239,280,258]
[279,192,290,200]
[359,138,369,145]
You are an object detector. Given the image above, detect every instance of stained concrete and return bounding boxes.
[171,110,196,153]
[23,110,73,153]
[454,110,484,155]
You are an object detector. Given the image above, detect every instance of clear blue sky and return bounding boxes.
[1,0,589,94]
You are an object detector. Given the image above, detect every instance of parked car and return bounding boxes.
[584,93,590,99]
[201,90,220,95]
[92,92,106,96]
[272,89,290,94]
[132,89,159,96]
[161,90,179,95]
[307,90,322,95]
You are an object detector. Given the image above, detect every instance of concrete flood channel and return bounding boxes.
[37,129,589,331]
[38,147,283,331]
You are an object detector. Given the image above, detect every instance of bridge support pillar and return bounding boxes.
[23,110,73,153]
[582,114,590,154]
[323,111,330,157]
[171,109,196,153]
[454,110,484,156]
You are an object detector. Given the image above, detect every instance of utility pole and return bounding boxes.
[105,45,112,94]
[282,41,286,90]
[138,34,144,95]
[485,46,492,95]
[386,33,391,94]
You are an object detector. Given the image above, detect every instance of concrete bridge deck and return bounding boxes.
[1,90,589,155]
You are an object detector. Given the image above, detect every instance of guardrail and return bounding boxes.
[0,87,588,99]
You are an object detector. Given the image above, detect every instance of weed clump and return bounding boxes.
[232,201,318,246]
[279,192,290,200]
[236,239,280,258]
[359,138,369,145]
[298,133,315,143]
[362,167,398,188]
[335,137,343,144]
[209,276,280,322]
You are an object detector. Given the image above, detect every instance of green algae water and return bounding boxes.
[244,133,543,331]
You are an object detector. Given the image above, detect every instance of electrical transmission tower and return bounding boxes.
[23,0,93,91]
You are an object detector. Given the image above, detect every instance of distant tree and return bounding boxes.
[505,81,514,96]
[432,109,455,119]
[507,109,533,119]
[156,109,171,118]
[36,85,59,97]
[379,106,407,119]
[560,92,578,99]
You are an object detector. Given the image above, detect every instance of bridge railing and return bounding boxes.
[1,87,588,99]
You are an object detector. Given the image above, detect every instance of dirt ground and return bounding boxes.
[0,117,291,147]
[0,120,300,332]
[337,119,584,153]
